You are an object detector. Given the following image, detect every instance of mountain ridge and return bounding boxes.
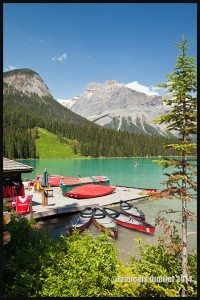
[57,80,174,136]
[3,67,182,159]
[3,68,96,127]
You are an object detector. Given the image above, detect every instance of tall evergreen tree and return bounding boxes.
[152,33,197,297]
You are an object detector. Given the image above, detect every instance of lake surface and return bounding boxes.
[19,157,177,189]
[18,158,197,262]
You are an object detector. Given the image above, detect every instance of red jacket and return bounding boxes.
[15,195,30,214]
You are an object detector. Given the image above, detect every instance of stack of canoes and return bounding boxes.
[68,201,155,237]
[68,206,117,239]
[77,177,94,184]
[91,175,110,184]
[48,174,110,187]
[49,176,78,187]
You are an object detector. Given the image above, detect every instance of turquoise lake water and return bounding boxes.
[17,158,197,262]
[18,157,177,189]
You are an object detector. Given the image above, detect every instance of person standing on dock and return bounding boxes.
[57,176,64,194]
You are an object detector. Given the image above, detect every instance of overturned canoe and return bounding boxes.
[49,176,78,187]
[65,184,116,199]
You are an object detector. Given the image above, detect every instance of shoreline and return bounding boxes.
[16,155,197,161]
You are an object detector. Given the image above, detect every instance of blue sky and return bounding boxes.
[3,3,197,100]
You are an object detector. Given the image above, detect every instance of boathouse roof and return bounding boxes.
[3,157,33,174]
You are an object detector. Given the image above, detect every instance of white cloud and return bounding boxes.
[52,53,67,62]
[151,86,162,92]
[124,81,160,96]
[6,65,16,71]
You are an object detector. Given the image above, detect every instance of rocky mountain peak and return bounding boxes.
[3,68,52,98]
[104,79,120,86]
[58,80,173,136]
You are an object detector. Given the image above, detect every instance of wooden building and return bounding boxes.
[3,158,34,198]
[3,157,33,181]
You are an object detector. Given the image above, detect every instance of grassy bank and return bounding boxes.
[35,128,84,159]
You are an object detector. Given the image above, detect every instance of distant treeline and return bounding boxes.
[3,90,196,159]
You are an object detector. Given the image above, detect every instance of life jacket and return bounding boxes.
[5,186,11,198]
[15,195,30,214]
[19,185,25,196]
[10,186,16,197]
[34,181,41,190]
[3,186,6,198]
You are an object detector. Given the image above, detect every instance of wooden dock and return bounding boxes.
[23,185,149,220]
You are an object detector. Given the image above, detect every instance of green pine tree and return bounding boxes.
[152,33,197,297]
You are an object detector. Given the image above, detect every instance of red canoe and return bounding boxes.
[120,200,145,221]
[69,207,93,234]
[65,184,116,199]
[104,207,155,235]
[49,176,78,187]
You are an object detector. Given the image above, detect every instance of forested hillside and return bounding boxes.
[3,89,181,159]
[3,69,195,159]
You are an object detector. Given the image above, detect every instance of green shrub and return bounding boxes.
[112,229,197,297]
[37,229,118,297]
[3,215,196,297]
[3,213,53,297]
